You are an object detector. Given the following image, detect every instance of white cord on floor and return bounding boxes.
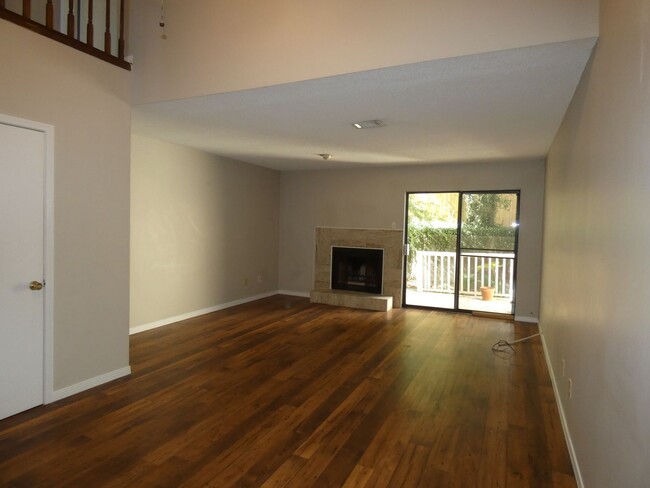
[508,332,541,344]
[492,332,541,356]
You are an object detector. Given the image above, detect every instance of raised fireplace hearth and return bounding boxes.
[311,227,404,311]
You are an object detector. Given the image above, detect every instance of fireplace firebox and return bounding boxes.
[331,246,384,294]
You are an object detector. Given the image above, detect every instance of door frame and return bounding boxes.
[402,189,520,315]
[1,113,55,405]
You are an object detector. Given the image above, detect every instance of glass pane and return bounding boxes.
[404,193,459,309]
[458,192,518,313]
[460,193,518,251]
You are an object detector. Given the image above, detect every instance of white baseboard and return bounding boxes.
[539,327,584,488]
[50,366,131,403]
[130,291,279,335]
[277,289,310,298]
[514,315,540,323]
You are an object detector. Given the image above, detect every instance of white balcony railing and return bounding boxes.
[413,251,515,297]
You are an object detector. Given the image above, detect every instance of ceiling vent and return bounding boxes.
[352,119,385,129]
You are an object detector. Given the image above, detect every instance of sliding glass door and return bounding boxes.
[404,192,459,309]
[458,192,519,313]
[404,191,519,315]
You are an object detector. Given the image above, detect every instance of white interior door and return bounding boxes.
[0,122,46,420]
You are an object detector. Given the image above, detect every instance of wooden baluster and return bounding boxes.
[46,0,53,28]
[22,0,30,19]
[67,0,74,37]
[118,0,125,59]
[87,0,94,47]
[104,0,111,54]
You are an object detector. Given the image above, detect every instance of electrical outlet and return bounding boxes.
[568,378,573,399]
[561,359,566,377]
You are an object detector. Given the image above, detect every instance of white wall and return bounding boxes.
[280,160,545,319]
[541,1,650,486]
[129,0,598,104]
[131,135,280,329]
[0,20,131,390]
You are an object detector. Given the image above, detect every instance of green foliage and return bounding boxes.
[408,226,457,253]
[464,193,511,227]
[406,193,517,280]
[461,194,515,250]
[408,193,457,225]
[408,224,515,257]
[460,224,516,251]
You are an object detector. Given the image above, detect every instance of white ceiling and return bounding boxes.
[132,38,597,171]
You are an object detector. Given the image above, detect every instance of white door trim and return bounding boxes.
[0,113,55,405]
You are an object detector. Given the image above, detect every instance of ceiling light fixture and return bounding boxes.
[317,153,333,160]
[352,119,385,129]
[159,0,167,40]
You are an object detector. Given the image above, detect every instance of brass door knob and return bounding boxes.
[29,281,44,291]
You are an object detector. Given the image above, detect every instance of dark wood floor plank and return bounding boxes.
[341,463,374,488]
[0,295,576,487]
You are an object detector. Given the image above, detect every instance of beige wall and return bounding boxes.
[130,135,280,328]
[541,1,650,486]
[0,21,131,390]
[129,0,598,104]
[279,160,545,320]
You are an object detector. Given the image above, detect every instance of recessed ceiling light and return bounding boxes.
[317,153,333,160]
[352,119,385,129]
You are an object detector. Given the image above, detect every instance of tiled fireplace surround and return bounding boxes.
[310,227,404,311]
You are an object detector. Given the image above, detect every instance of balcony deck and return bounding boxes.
[405,289,513,314]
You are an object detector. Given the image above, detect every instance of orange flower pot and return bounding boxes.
[480,286,495,301]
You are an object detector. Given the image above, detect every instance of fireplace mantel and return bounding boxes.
[311,227,404,310]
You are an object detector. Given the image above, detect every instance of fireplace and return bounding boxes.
[331,246,384,294]
[312,227,403,310]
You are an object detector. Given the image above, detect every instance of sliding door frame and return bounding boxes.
[403,189,521,315]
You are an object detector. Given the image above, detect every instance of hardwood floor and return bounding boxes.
[0,295,575,487]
